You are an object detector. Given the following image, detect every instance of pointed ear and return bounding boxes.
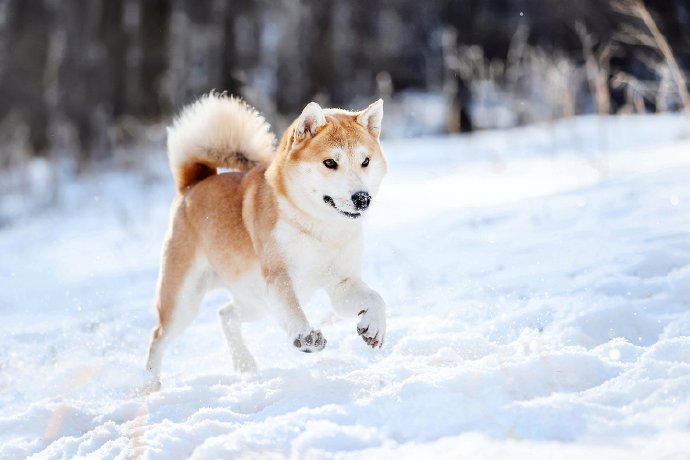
[294,102,326,142]
[356,99,384,138]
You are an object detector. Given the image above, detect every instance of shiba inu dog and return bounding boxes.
[145,93,387,387]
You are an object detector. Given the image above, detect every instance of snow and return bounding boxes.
[2,114,690,459]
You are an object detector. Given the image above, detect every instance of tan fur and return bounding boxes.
[145,95,387,387]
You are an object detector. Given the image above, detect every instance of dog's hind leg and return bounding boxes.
[145,233,209,390]
[217,277,268,372]
[218,303,257,372]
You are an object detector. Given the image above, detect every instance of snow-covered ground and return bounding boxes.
[1,114,690,459]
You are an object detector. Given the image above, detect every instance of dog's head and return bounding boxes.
[275,99,387,221]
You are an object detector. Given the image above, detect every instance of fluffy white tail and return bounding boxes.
[167,93,276,192]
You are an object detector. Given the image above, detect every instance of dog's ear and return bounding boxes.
[294,102,326,142]
[356,99,384,138]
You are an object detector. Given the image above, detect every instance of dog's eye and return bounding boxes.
[323,159,338,170]
[362,157,370,167]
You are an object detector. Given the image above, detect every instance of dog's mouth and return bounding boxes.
[323,196,361,219]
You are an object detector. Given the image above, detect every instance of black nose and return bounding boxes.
[351,191,371,210]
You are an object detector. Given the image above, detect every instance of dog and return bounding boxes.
[145,93,388,387]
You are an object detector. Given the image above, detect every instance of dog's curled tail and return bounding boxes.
[167,92,276,192]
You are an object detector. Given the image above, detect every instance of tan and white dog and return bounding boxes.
[145,93,388,387]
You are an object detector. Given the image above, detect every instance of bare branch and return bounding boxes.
[611,0,690,114]
[575,21,612,114]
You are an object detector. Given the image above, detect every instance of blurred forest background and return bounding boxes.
[0,0,689,218]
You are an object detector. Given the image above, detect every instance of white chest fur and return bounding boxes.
[273,217,363,302]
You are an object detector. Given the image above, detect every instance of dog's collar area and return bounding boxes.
[323,195,362,219]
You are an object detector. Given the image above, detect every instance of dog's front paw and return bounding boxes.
[293,329,327,353]
[357,308,386,348]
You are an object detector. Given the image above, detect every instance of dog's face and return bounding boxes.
[283,100,387,221]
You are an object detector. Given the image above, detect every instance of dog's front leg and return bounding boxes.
[328,277,386,348]
[264,266,327,353]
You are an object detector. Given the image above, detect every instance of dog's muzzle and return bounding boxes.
[323,195,363,218]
